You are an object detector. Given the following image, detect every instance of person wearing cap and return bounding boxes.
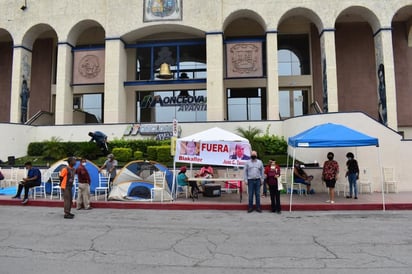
[345,152,359,199]
[12,162,41,205]
[99,153,118,193]
[60,157,76,219]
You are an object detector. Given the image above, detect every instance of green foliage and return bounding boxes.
[75,142,101,160]
[236,125,264,156]
[157,146,172,164]
[255,135,287,155]
[146,146,158,161]
[112,147,132,162]
[27,142,44,156]
[134,150,144,160]
[42,137,66,160]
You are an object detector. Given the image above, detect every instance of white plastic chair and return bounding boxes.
[32,170,47,199]
[4,167,19,187]
[358,168,372,194]
[334,180,347,196]
[151,171,166,202]
[383,167,398,193]
[95,173,110,201]
[50,172,62,200]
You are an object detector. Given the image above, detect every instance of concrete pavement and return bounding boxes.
[0,206,411,274]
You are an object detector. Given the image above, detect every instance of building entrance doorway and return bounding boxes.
[279,89,310,119]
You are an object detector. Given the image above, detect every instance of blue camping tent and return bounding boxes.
[44,158,100,193]
[287,123,384,210]
[108,160,173,201]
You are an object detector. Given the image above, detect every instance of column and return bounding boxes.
[206,33,225,121]
[9,46,31,123]
[104,39,128,123]
[266,31,279,120]
[374,28,398,129]
[319,30,339,113]
[55,43,73,125]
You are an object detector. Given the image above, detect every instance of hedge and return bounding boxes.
[112,147,133,162]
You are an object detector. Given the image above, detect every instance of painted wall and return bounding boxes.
[392,22,412,127]
[0,41,13,122]
[335,22,378,119]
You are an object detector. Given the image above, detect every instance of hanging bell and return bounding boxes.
[158,63,173,79]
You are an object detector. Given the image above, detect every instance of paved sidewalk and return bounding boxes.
[1,191,411,211]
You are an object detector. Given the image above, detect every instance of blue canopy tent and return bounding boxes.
[287,123,384,211]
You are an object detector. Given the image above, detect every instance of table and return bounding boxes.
[188,177,243,203]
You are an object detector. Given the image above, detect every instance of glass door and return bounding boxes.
[279,89,309,119]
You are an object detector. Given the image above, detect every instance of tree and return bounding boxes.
[236,126,263,156]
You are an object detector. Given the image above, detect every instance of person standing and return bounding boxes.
[345,152,359,199]
[12,162,41,204]
[264,159,281,214]
[60,157,76,219]
[76,158,92,210]
[100,154,117,194]
[322,152,339,204]
[244,150,264,213]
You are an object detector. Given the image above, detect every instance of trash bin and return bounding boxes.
[8,156,15,166]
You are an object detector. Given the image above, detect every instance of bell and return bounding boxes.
[158,63,173,79]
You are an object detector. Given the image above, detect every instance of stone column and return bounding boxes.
[104,39,127,123]
[55,43,74,125]
[266,31,279,120]
[9,47,32,123]
[319,30,339,113]
[374,28,398,129]
[206,32,225,121]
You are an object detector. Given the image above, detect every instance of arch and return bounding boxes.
[335,6,381,33]
[392,5,412,46]
[0,28,13,43]
[67,19,105,46]
[278,7,324,33]
[121,24,205,43]
[21,23,58,49]
[223,9,266,33]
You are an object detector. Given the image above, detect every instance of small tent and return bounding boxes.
[43,158,100,193]
[108,160,173,201]
[172,127,251,197]
[287,123,384,210]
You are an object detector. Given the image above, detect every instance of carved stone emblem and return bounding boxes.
[227,42,263,78]
[78,55,101,79]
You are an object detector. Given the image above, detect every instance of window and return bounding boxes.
[277,34,310,75]
[135,41,206,81]
[227,88,266,121]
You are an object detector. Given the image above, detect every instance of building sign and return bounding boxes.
[143,0,182,22]
[140,94,207,112]
[226,42,263,78]
[73,49,105,85]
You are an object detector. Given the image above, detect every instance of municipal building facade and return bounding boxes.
[1,0,412,136]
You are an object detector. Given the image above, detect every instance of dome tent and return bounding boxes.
[108,160,173,201]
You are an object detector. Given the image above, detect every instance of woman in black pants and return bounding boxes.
[264,160,281,214]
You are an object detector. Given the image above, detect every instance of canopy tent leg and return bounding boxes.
[172,161,176,200]
[289,148,296,212]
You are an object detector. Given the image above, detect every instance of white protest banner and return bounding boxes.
[174,140,251,167]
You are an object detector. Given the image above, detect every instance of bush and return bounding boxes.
[157,146,172,164]
[42,137,66,160]
[146,146,158,161]
[134,150,143,160]
[28,142,44,156]
[112,147,132,162]
[75,142,101,160]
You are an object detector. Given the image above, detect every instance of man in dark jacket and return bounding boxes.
[12,162,41,205]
